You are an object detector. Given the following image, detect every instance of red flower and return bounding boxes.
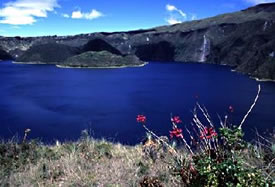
[169,128,184,139]
[189,164,198,175]
[200,127,217,139]
[136,115,146,123]
[171,116,182,124]
[229,105,234,113]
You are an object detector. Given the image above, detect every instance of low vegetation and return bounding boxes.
[0,131,182,186]
[0,85,274,186]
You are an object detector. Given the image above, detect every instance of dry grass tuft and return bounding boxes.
[0,135,182,186]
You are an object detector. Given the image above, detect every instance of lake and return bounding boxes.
[0,61,274,145]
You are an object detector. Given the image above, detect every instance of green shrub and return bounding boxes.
[138,89,273,186]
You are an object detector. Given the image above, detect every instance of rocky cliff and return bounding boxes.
[16,43,80,63]
[0,3,275,79]
[0,48,12,60]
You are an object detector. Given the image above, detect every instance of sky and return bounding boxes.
[0,0,275,37]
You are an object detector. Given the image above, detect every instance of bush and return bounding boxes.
[137,85,274,186]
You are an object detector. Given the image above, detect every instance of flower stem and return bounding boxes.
[142,124,180,156]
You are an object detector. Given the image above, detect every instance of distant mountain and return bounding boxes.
[0,3,275,79]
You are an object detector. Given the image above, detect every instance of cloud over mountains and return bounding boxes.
[71,9,103,20]
[0,0,59,25]
[165,4,196,25]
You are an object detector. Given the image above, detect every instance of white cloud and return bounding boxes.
[165,4,187,25]
[245,0,275,4]
[71,9,103,20]
[165,4,198,25]
[72,11,82,19]
[0,0,59,25]
[166,4,186,18]
[166,18,182,25]
[166,4,177,11]
[62,13,69,18]
[191,14,197,21]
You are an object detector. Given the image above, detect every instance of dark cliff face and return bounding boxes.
[206,19,275,79]
[0,3,275,79]
[17,43,80,63]
[0,48,12,60]
[135,41,175,61]
[82,39,122,55]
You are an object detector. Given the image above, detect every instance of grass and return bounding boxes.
[0,129,274,186]
[0,132,184,186]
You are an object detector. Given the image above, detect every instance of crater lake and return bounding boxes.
[0,61,274,145]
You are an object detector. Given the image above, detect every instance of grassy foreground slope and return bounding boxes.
[0,129,274,187]
[0,134,182,186]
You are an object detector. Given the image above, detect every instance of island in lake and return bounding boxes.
[58,51,146,68]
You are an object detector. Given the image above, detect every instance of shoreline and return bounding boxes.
[252,77,275,82]
[12,61,48,65]
[56,62,148,69]
[8,61,275,82]
[11,61,148,69]
[230,69,275,82]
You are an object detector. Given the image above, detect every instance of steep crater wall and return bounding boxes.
[134,41,175,62]
[17,43,80,63]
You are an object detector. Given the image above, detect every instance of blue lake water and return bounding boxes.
[0,61,274,145]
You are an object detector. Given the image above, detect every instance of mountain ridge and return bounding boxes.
[0,3,275,79]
